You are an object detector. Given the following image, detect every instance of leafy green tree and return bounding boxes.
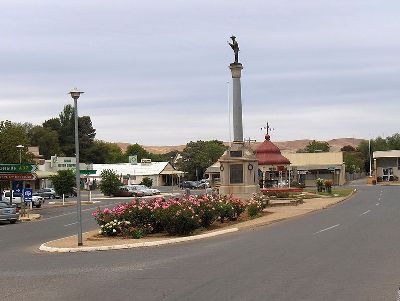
[341,145,356,152]
[49,169,75,196]
[125,144,151,162]
[0,120,33,163]
[177,140,227,180]
[42,105,96,160]
[89,140,125,164]
[100,169,121,196]
[357,133,400,172]
[297,140,330,153]
[140,177,153,188]
[343,151,364,174]
[78,116,96,162]
[43,117,62,133]
[28,125,60,159]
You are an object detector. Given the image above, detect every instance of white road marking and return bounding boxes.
[38,202,119,222]
[360,210,371,216]
[64,221,78,227]
[313,224,340,235]
[376,203,380,206]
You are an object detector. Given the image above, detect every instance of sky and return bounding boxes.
[1,0,399,145]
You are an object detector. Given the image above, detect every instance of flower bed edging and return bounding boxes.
[39,227,239,253]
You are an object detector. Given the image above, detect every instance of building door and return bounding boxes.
[382,168,393,181]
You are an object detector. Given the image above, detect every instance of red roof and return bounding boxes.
[256,134,291,165]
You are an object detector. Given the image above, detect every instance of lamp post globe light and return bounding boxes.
[69,88,84,246]
[16,144,24,164]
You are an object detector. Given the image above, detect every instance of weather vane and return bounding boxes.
[261,122,274,135]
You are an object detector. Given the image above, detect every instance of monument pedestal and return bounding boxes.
[219,142,259,200]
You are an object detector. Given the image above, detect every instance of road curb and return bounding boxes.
[20,214,41,222]
[39,227,239,253]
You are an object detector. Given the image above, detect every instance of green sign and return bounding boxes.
[0,164,37,174]
[80,170,97,175]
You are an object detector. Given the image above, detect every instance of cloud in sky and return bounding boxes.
[1,0,399,145]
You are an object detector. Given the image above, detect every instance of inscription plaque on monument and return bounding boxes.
[230,150,242,158]
[230,164,243,184]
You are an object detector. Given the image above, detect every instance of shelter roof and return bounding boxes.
[256,135,290,165]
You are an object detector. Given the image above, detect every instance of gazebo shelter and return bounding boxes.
[256,134,291,188]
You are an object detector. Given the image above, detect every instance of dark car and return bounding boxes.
[112,187,136,197]
[179,181,198,189]
[0,201,19,224]
[37,188,57,199]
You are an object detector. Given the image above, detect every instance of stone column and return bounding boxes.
[229,63,243,142]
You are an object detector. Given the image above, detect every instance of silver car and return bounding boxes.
[0,202,19,224]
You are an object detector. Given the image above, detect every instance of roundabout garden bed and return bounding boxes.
[92,193,270,240]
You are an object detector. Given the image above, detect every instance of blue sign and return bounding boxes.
[23,188,33,202]
[12,181,23,194]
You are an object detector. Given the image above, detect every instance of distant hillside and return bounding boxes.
[116,138,365,155]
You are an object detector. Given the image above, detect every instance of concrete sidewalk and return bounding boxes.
[39,190,356,253]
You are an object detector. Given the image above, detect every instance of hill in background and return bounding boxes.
[117,138,365,155]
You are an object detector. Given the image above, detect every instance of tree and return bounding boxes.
[343,151,364,174]
[43,105,97,160]
[297,140,330,153]
[0,120,33,163]
[125,144,151,162]
[89,140,125,164]
[341,145,356,152]
[28,125,60,159]
[49,169,75,196]
[356,133,400,173]
[140,177,153,188]
[177,140,227,180]
[100,169,121,196]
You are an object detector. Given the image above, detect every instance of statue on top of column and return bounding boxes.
[228,35,240,64]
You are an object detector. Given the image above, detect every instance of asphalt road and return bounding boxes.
[1,184,399,301]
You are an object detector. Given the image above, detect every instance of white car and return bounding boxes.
[127,185,157,196]
[2,191,44,208]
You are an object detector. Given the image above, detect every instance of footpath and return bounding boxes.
[39,190,356,253]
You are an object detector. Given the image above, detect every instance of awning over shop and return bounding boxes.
[35,170,57,179]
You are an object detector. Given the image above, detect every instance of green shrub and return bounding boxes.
[100,169,121,196]
[140,177,153,188]
[247,202,261,218]
[161,204,200,235]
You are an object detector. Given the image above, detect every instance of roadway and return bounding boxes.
[1,184,399,300]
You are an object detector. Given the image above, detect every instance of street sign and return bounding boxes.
[0,164,37,173]
[80,170,97,175]
[12,181,23,194]
[0,173,37,180]
[24,188,33,202]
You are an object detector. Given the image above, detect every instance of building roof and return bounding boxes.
[373,150,400,159]
[92,162,183,177]
[282,152,344,167]
[256,134,290,165]
[205,161,221,174]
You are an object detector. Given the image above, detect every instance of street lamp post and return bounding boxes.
[69,88,84,246]
[16,145,24,164]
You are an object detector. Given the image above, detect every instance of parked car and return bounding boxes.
[112,186,136,197]
[37,188,57,199]
[136,185,160,195]
[0,201,20,223]
[197,179,210,189]
[2,191,44,208]
[123,186,145,197]
[127,185,154,196]
[179,181,198,189]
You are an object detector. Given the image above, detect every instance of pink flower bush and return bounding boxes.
[93,194,263,238]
